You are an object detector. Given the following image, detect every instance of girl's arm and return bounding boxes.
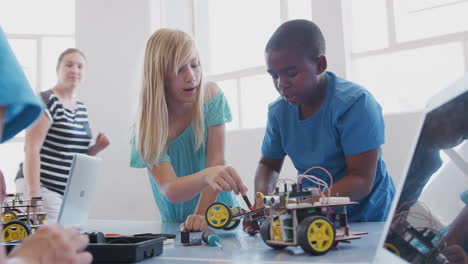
[23,113,51,199]
[196,123,227,214]
[181,124,226,231]
[327,147,379,200]
[195,84,228,214]
[149,158,246,204]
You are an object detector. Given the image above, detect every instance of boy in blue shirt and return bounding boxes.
[255,19,395,222]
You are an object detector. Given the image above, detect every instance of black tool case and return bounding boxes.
[4,236,165,263]
[87,236,165,263]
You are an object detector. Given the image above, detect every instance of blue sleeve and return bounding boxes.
[261,108,286,159]
[337,93,385,156]
[0,26,43,143]
[130,136,170,168]
[205,91,232,127]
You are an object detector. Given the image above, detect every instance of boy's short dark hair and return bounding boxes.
[265,19,326,61]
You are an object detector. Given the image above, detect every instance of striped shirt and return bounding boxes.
[37,90,92,195]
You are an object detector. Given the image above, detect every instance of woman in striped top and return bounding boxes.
[16,48,110,223]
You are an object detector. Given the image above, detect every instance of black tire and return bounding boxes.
[224,219,241,230]
[18,216,35,226]
[260,217,287,250]
[297,216,335,255]
[10,209,23,215]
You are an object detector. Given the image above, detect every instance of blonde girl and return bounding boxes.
[131,29,247,231]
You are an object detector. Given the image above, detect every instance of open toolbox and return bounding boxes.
[87,235,165,263]
[4,232,169,263]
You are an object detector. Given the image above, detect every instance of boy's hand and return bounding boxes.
[204,166,248,195]
[180,214,207,232]
[253,192,265,209]
[442,244,468,264]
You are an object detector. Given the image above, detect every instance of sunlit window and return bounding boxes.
[0,0,75,192]
[0,0,74,35]
[351,43,465,113]
[198,0,312,131]
[394,0,468,42]
[349,0,389,53]
[348,0,468,113]
[207,0,280,75]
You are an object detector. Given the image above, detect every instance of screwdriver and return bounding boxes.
[242,195,254,210]
[242,194,260,231]
[201,229,223,249]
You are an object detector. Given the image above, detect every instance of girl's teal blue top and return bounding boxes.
[130,91,239,222]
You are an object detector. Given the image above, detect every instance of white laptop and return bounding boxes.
[376,75,468,263]
[57,153,102,230]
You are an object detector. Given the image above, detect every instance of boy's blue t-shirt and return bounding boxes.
[0,27,43,142]
[262,71,395,222]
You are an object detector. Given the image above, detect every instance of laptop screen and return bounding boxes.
[382,78,468,263]
[57,153,102,229]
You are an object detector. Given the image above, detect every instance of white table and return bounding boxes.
[86,219,407,263]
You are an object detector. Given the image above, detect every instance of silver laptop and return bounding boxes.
[57,153,102,230]
[377,75,468,263]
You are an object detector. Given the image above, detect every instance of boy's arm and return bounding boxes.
[329,147,379,200]
[255,156,285,195]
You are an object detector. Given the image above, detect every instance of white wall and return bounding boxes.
[76,0,160,221]
[311,0,349,78]
[225,128,296,198]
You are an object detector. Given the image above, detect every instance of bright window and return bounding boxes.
[348,0,468,113]
[351,43,465,113]
[0,0,75,192]
[207,0,280,75]
[197,0,313,131]
[394,0,468,42]
[0,0,75,35]
[240,74,280,129]
[349,0,389,53]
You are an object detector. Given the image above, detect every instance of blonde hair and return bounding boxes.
[134,28,204,166]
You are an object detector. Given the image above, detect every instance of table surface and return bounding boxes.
[86,219,407,264]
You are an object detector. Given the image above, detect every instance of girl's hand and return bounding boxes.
[180,214,207,232]
[204,166,248,195]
